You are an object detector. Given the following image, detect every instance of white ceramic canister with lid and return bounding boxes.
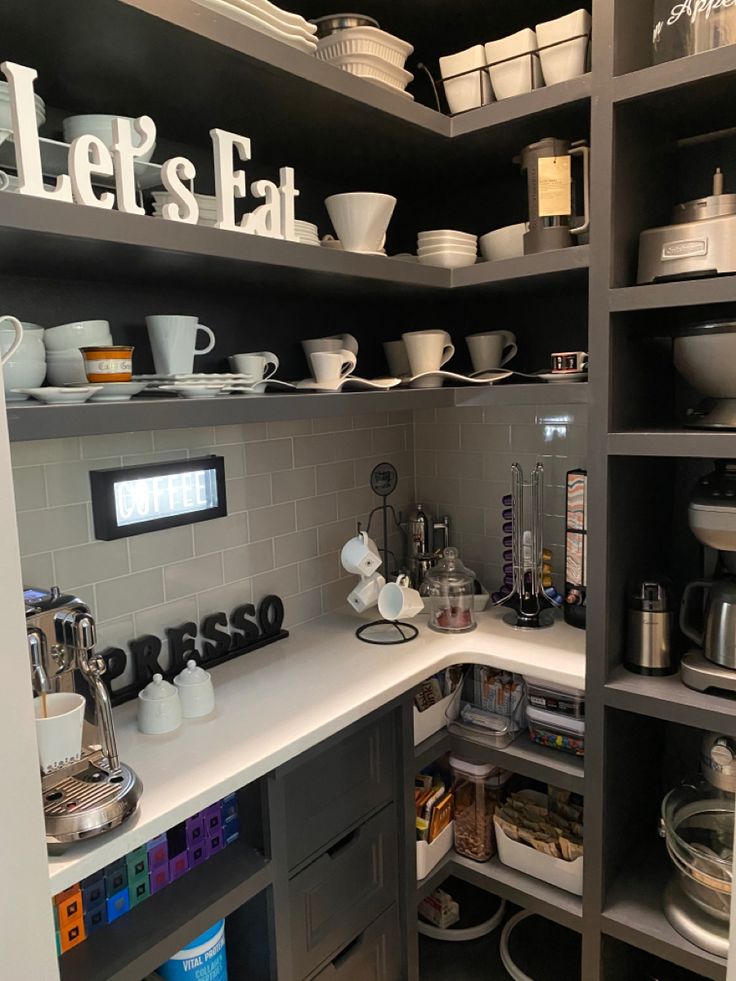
[174,659,215,718]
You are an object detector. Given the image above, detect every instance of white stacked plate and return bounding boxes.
[192,0,317,54]
[152,191,219,227]
[316,28,414,97]
[295,219,320,246]
[417,229,478,269]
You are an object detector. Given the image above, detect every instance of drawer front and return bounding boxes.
[284,714,395,870]
[290,804,398,978]
[310,905,402,981]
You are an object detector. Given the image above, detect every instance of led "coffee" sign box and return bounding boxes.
[91,456,227,540]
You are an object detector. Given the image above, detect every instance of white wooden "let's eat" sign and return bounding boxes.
[0,61,300,240]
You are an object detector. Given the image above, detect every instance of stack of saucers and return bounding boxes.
[294,220,320,246]
[151,192,219,227]
[417,230,478,269]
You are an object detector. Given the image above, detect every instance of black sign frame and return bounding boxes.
[90,455,227,540]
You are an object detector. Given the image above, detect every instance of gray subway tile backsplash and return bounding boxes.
[10,404,583,643]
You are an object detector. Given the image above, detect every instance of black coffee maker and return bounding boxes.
[517,137,590,255]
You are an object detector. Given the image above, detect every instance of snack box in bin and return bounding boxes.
[416,820,454,880]
[414,688,460,746]
[527,705,585,756]
[494,790,583,896]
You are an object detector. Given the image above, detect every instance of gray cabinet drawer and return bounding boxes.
[309,905,402,981]
[290,804,398,978]
[283,713,395,870]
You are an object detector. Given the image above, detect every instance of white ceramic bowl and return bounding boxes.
[536,9,591,86]
[418,251,477,269]
[418,237,477,249]
[325,192,396,253]
[63,115,155,163]
[418,229,477,241]
[417,244,477,256]
[479,223,527,261]
[46,355,89,387]
[315,26,413,69]
[439,44,492,114]
[485,29,544,100]
[44,320,112,352]
[3,360,46,400]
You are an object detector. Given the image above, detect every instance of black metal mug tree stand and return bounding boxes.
[354,462,419,645]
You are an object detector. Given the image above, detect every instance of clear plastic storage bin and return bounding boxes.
[527,705,585,756]
[450,756,511,862]
[525,677,585,719]
[448,667,526,749]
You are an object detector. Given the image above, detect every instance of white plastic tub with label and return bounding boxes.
[416,820,454,880]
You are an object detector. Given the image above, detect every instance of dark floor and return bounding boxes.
[418,878,582,981]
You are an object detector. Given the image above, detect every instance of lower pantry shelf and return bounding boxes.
[58,842,271,981]
[416,852,582,933]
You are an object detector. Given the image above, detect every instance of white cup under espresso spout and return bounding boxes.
[145,315,216,375]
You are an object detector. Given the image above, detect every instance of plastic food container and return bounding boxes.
[448,668,526,749]
[527,704,585,756]
[450,756,511,862]
[526,677,585,719]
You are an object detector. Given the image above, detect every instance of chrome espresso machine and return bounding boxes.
[26,586,141,849]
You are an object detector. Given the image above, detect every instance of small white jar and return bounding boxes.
[137,673,182,734]
[174,659,215,718]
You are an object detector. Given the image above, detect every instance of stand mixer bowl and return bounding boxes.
[660,780,733,954]
[675,321,736,427]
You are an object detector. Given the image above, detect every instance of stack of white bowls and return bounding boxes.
[417,230,478,269]
[0,81,45,134]
[316,27,414,98]
[44,320,113,387]
[62,114,156,162]
[2,323,46,403]
[151,192,218,227]
[294,220,320,246]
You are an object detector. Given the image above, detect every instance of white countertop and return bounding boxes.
[47,607,585,894]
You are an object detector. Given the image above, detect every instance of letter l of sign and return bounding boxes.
[1,62,73,202]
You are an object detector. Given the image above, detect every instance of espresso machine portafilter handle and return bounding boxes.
[569,143,590,237]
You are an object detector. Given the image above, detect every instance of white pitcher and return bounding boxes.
[0,315,24,364]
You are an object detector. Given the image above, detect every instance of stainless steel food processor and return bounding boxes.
[660,732,735,956]
[26,586,141,850]
[638,168,736,284]
[680,462,736,693]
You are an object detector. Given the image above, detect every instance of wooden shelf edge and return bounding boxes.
[610,277,736,311]
[608,431,736,459]
[449,732,585,793]
[613,46,736,105]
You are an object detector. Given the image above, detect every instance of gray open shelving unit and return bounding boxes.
[3,0,735,978]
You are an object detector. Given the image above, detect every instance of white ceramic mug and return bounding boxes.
[145,315,216,376]
[302,334,358,358]
[383,340,411,378]
[378,575,424,621]
[309,349,357,387]
[341,531,382,576]
[402,330,454,388]
[348,572,386,614]
[467,331,518,372]
[34,692,85,774]
[229,351,279,381]
[0,315,24,365]
[324,192,396,253]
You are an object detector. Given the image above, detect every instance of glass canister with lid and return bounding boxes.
[420,547,477,633]
[450,755,511,862]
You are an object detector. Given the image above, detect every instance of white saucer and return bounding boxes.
[86,382,148,402]
[13,386,102,404]
[295,376,401,393]
[408,369,512,388]
[534,371,588,384]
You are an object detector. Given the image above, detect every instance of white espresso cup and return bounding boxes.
[34,692,85,774]
[467,331,518,373]
[145,315,216,375]
[309,349,357,387]
[402,330,454,388]
[348,572,386,614]
[378,575,424,621]
[551,350,588,373]
[229,351,279,381]
[341,531,382,576]
[383,340,411,378]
